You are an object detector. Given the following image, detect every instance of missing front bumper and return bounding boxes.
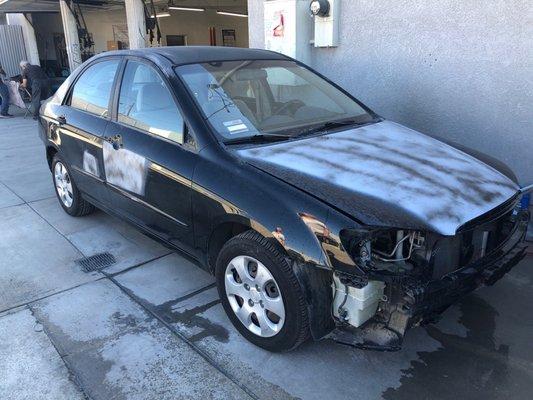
[328,217,529,351]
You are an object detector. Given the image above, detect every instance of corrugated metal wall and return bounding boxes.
[0,25,27,78]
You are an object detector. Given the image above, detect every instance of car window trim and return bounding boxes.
[111,56,196,149]
[62,56,124,121]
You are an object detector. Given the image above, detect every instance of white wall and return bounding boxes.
[84,9,128,54]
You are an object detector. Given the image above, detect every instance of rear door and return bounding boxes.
[103,58,197,254]
[54,58,121,204]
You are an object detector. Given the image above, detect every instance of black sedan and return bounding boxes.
[39,47,531,352]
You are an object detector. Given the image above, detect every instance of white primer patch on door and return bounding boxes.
[103,141,148,196]
[82,150,99,177]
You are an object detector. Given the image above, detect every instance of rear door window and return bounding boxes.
[69,60,119,117]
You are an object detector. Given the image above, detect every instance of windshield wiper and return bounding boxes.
[224,133,293,145]
[294,118,372,138]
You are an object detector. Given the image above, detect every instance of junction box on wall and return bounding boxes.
[310,0,340,47]
[263,0,340,63]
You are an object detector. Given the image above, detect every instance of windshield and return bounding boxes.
[175,60,375,143]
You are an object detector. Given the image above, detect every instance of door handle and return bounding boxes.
[103,134,123,150]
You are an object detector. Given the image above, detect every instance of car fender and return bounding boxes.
[192,149,343,339]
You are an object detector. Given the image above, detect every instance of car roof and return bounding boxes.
[99,46,291,66]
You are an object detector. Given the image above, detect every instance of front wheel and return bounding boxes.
[216,230,309,352]
[52,154,95,217]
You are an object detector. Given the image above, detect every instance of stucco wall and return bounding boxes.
[248,0,532,185]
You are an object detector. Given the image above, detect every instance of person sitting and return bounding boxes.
[0,64,13,118]
[20,60,51,120]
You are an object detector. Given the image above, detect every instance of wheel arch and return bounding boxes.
[207,214,336,341]
[207,218,251,274]
[206,214,290,274]
[46,145,58,171]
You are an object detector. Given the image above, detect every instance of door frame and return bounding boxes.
[103,54,200,254]
[108,55,199,150]
[62,55,125,122]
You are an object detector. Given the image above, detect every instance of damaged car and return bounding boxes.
[39,47,531,351]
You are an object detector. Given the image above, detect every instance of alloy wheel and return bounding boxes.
[54,162,74,208]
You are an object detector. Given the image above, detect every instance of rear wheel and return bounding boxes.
[52,154,95,217]
[216,230,309,352]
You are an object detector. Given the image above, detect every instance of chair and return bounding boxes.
[18,86,32,118]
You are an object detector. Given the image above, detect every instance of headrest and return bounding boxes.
[233,68,267,81]
[136,82,174,112]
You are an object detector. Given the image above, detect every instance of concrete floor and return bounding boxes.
[0,111,532,400]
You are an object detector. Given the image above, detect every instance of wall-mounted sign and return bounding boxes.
[222,29,236,46]
[264,0,312,63]
[264,2,289,55]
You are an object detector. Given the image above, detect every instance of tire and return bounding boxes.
[51,154,95,217]
[216,230,309,352]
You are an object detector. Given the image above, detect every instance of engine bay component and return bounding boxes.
[332,274,384,328]
[371,230,426,262]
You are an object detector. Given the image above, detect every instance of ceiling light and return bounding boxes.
[169,6,205,12]
[216,11,248,18]
[151,12,171,18]
[0,0,10,5]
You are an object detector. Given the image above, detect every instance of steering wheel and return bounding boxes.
[273,99,305,116]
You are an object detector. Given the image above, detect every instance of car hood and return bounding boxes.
[235,121,519,235]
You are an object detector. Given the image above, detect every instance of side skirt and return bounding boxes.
[80,192,208,273]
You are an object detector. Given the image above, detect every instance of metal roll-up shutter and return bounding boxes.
[0,25,27,78]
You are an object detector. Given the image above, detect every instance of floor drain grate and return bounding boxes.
[75,252,116,272]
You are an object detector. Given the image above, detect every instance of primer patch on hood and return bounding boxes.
[236,121,518,235]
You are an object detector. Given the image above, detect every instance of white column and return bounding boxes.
[59,0,82,72]
[125,0,147,49]
[6,13,40,65]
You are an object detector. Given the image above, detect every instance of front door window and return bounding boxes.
[118,61,185,144]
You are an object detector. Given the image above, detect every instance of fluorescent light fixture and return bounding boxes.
[216,11,248,18]
[150,12,171,18]
[169,6,205,12]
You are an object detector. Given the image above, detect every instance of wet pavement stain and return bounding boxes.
[114,280,230,344]
[382,294,532,400]
[158,298,230,343]
[111,311,145,329]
